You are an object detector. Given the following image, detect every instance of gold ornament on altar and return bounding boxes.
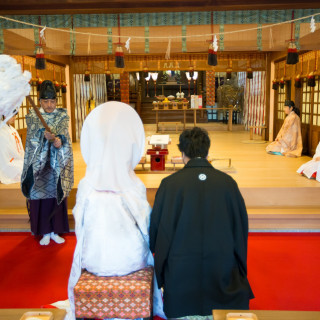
[86,97,96,116]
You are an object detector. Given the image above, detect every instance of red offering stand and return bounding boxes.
[147,147,168,171]
[147,135,170,171]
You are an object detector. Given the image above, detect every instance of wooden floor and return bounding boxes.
[1,126,320,231]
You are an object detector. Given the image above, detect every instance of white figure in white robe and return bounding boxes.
[68,101,166,319]
[0,54,30,185]
[297,142,320,182]
[0,113,24,184]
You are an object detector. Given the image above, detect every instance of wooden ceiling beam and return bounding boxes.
[0,0,320,14]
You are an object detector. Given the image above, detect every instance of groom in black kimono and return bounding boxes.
[150,127,254,319]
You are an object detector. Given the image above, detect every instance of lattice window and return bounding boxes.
[313,76,320,127]
[14,96,28,130]
[56,88,65,109]
[301,78,312,125]
[277,85,286,120]
[14,83,37,130]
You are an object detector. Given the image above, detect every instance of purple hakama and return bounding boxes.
[28,197,69,235]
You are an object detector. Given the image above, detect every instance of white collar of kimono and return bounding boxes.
[80,101,145,192]
[39,107,58,114]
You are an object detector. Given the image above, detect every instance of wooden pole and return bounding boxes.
[68,56,77,142]
[228,107,233,131]
[26,96,52,133]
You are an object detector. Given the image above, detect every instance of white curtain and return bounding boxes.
[238,71,266,135]
[74,74,108,140]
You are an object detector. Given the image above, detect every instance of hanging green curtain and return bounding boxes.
[107,27,113,55]
[33,27,39,55]
[219,24,224,51]
[182,25,187,53]
[257,24,262,51]
[295,21,301,50]
[1,10,320,29]
[144,26,149,53]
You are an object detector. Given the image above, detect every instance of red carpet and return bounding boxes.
[0,232,319,311]
[0,233,76,308]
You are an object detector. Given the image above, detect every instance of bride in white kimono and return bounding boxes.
[297,142,320,182]
[68,101,165,319]
[0,113,24,184]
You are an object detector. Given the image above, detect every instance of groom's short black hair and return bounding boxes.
[178,127,210,159]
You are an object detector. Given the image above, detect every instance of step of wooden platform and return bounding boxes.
[1,133,319,232]
[1,186,320,209]
[0,208,75,231]
[1,207,319,231]
[1,205,320,231]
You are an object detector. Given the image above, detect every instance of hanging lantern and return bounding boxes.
[84,70,90,82]
[59,67,66,93]
[52,67,60,93]
[30,77,37,86]
[272,80,279,90]
[207,13,218,67]
[286,11,299,65]
[294,75,302,88]
[37,78,43,92]
[308,52,317,87]
[53,80,60,93]
[279,77,285,89]
[247,57,253,79]
[226,68,232,80]
[115,46,125,68]
[114,14,125,69]
[272,62,280,90]
[308,72,316,87]
[208,43,218,66]
[61,82,67,93]
[226,57,232,80]
[104,59,112,82]
[286,42,299,65]
[105,69,112,82]
[143,66,149,78]
[35,46,46,70]
[188,66,194,78]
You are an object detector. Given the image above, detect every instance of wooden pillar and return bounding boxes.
[68,56,77,142]
[206,70,215,106]
[136,82,142,116]
[120,72,130,104]
[291,68,296,102]
[198,71,204,118]
[228,108,233,131]
[265,53,271,141]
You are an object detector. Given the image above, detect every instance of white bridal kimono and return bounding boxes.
[297,142,320,182]
[68,101,165,319]
[0,124,24,184]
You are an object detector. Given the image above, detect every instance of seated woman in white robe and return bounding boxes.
[266,100,302,157]
[68,101,165,319]
[297,142,320,182]
[0,112,24,184]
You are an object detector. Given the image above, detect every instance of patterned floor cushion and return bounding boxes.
[74,266,154,319]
